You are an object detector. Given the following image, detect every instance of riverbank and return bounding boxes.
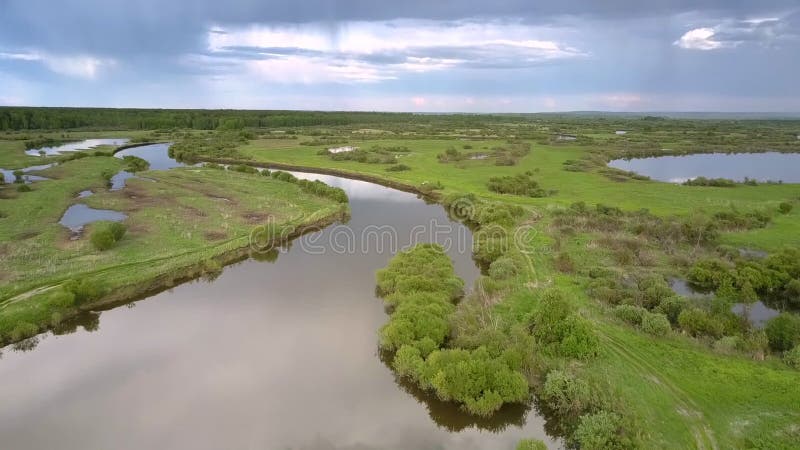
[0,160,348,346]
[228,140,800,448]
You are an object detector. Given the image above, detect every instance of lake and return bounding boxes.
[608,152,800,183]
[1,158,558,449]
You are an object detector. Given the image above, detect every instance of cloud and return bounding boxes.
[0,51,114,78]
[198,20,584,83]
[674,27,727,50]
[674,13,798,50]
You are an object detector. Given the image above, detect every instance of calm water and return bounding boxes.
[115,143,183,171]
[1,167,558,449]
[608,152,800,183]
[26,138,130,156]
[108,143,183,190]
[669,278,779,328]
[0,163,55,183]
[58,204,127,232]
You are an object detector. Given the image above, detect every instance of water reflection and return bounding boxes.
[109,170,135,191]
[114,143,183,171]
[107,143,181,190]
[0,170,557,449]
[59,204,127,232]
[0,163,55,184]
[608,152,800,183]
[669,278,780,327]
[26,138,129,156]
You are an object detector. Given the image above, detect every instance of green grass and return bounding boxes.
[0,156,345,342]
[0,130,156,168]
[239,138,800,216]
[236,135,800,449]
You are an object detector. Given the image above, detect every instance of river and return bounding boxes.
[0,146,557,449]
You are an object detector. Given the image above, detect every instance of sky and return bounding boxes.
[1,0,799,112]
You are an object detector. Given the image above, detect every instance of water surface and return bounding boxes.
[669,278,780,328]
[608,152,800,183]
[26,138,130,156]
[58,204,127,232]
[1,171,558,449]
[0,163,55,184]
[115,143,183,171]
[108,143,182,190]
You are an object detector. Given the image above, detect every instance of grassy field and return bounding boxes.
[239,138,800,213]
[2,115,799,448]
[0,153,346,343]
[235,134,800,449]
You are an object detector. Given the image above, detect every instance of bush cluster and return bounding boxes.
[530,289,599,360]
[90,221,127,251]
[683,177,737,187]
[267,170,348,203]
[122,155,150,172]
[688,248,800,307]
[377,244,531,417]
[487,171,551,198]
[327,146,399,164]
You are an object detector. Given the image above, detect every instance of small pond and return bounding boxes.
[58,204,127,232]
[608,152,800,183]
[26,138,130,156]
[669,278,780,328]
[0,163,55,184]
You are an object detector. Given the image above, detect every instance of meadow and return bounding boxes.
[1,108,799,448]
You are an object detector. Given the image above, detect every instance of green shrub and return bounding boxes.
[386,164,411,172]
[683,177,736,187]
[90,221,126,251]
[9,322,39,342]
[713,336,741,355]
[16,184,32,192]
[420,347,529,416]
[532,289,599,359]
[656,296,689,324]
[736,330,769,359]
[765,313,800,352]
[488,256,519,280]
[231,164,259,174]
[678,308,723,338]
[778,202,793,214]
[108,222,127,241]
[90,227,116,251]
[516,438,548,450]
[393,344,425,377]
[784,345,800,369]
[613,305,646,326]
[542,369,593,416]
[122,155,150,172]
[641,312,671,336]
[487,171,550,197]
[573,411,626,450]
[63,278,104,305]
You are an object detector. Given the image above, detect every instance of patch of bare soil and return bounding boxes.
[204,231,227,241]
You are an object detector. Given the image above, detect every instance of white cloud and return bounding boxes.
[674,14,796,51]
[0,51,114,79]
[674,27,727,50]
[200,19,584,84]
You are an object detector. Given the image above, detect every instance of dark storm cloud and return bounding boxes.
[1,0,799,110]
[1,0,797,56]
